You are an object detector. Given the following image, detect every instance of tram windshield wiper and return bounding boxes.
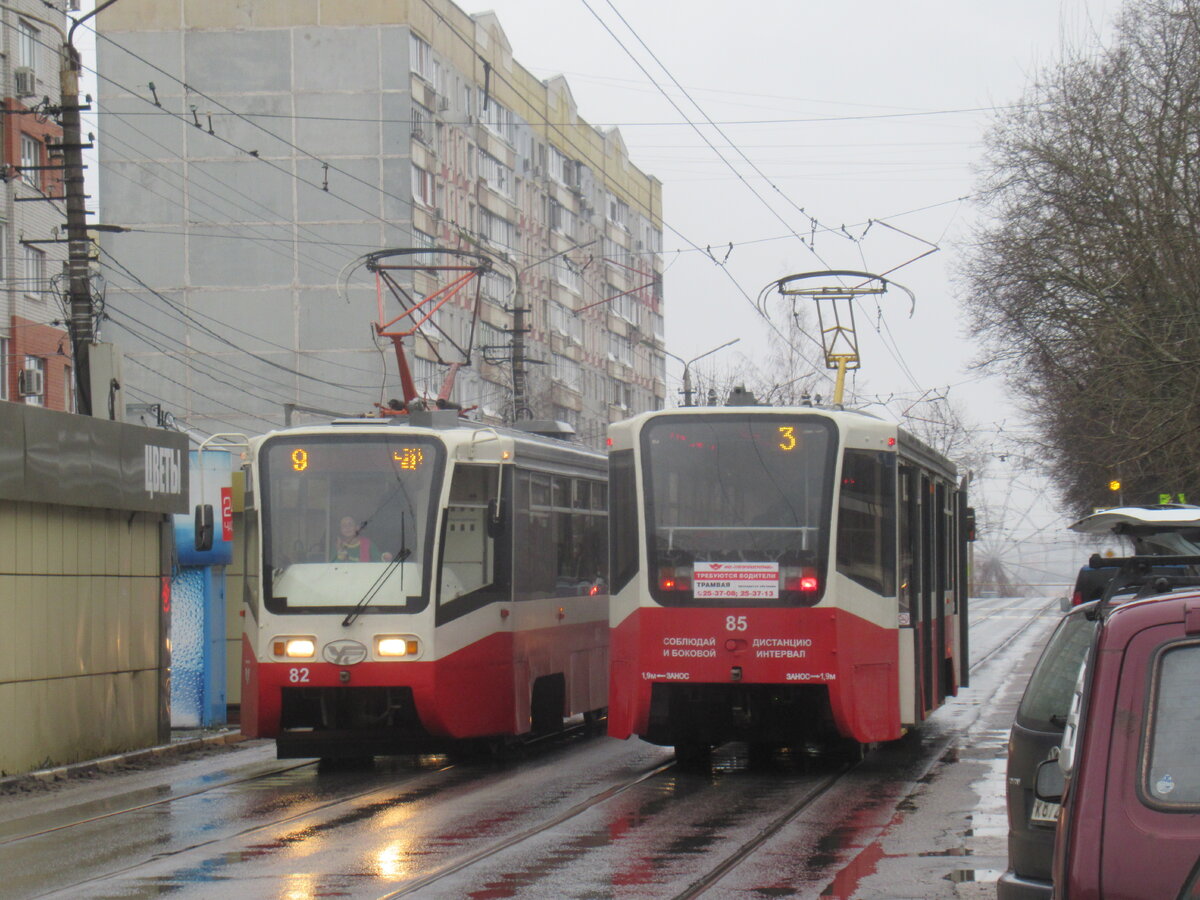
[342,511,412,627]
[341,546,411,627]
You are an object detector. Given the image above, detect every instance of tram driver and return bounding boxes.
[333,515,393,562]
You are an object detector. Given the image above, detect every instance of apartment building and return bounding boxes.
[0,1,71,410]
[95,0,665,444]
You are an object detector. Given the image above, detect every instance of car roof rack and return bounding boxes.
[1089,553,1200,619]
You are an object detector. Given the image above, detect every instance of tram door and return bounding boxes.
[919,473,936,713]
[900,464,935,719]
[934,481,948,706]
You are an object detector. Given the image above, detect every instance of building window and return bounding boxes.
[481,270,512,306]
[20,134,41,188]
[553,258,582,294]
[479,209,514,249]
[409,33,436,84]
[411,165,434,207]
[548,301,581,343]
[550,200,576,239]
[478,93,515,143]
[18,20,37,72]
[477,149,513,199]
[607,192,628,228]
[411,101,432,143]
[610,290,636,323]
[609,333,633,367]
[21,355,44,406]
[552,354,581,393]
[548,146,570,184]
[0,337,8,400]
[23,244,45,299]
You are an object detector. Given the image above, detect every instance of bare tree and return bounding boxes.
[962,0,1200,514]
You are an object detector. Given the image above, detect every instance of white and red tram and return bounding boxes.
[239,411,610,760]
[606,405,971,762]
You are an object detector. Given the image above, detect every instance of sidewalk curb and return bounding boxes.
[0,729,251,790]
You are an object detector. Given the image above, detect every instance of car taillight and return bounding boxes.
[659,566,692,591]
[783,567,819,593]
[1071,590,1083,606]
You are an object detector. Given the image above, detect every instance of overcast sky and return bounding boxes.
[460,0,1126,585]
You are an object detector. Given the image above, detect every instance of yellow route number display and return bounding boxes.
[291,448,308,472]
[393,448,425,470]
[778,426,797,451]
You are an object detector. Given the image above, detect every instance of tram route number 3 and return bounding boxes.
[289,667,311,683]
[726,616,748,631]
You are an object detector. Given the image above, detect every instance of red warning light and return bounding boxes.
[887,437,896,447]
[606,437,613,446]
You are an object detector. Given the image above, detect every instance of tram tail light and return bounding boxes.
[273,636,317,659]
[783,567,819,594]
[376,635,420,657]
[658,566,692,591]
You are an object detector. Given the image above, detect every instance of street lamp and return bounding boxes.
[657,338,740,407]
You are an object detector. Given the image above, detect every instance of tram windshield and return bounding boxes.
[259,434,444,613]
[642,415,835,605]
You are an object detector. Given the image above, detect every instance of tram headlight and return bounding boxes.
[376,635,420,658]
[273,636,317,659]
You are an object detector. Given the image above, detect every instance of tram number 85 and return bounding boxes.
[726,616,748,632]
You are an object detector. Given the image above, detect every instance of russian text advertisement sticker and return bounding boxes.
[693,562,779,599]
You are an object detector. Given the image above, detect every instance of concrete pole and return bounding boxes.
[60,42,92,415]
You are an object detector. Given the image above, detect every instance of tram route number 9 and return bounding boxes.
[288,667,311,683]
[726,615,748,632]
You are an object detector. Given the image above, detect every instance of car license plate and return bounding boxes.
[1030,798,1060,825]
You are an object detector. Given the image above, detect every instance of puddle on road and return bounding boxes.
[945,867,1002,883]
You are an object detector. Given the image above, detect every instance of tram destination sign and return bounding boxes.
[693,562,780,600]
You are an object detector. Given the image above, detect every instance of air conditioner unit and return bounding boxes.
[18,367,43,396]
[14,67,36,98]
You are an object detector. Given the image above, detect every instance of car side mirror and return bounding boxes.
[1034,756,1065,803]
[486,498,504,538]
[194,503,214,552]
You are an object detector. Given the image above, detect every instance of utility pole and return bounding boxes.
[503,240,597,422]
[60,36,91,414]
[508,277,531,420]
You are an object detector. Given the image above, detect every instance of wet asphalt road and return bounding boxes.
[0,595,1059,899]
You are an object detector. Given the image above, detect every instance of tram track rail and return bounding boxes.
[0,759,316,848]
[369,599,1058,899]
[968,596,1060,673]
[376,756,679,898]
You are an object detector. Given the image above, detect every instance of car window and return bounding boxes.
[1017,612,1098,731]
[1144,641,1200,808]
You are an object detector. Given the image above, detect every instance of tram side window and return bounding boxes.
[514,470,607,600]
[610,450,638,595]
[836,449,896,596]
[440,465,500,602]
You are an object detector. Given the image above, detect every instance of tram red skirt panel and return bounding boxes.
[608,606,900,744]
[242,620,606,740]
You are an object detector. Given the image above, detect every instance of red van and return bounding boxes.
[1039,577,1200,899]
